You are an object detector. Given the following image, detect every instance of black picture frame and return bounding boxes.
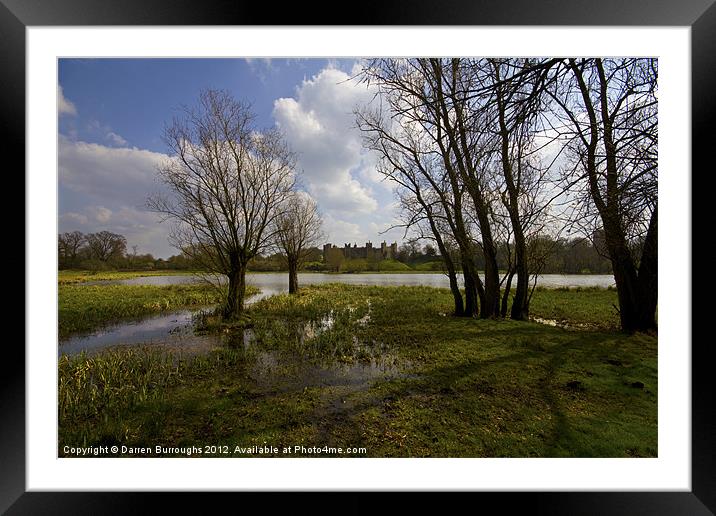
[4,1,712,513]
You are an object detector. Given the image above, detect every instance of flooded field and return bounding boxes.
[58,282,656,458]
[60,273,615,357]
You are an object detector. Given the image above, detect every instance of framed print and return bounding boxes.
[5,0,713,513]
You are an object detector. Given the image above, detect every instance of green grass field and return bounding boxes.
[58,284,655,457]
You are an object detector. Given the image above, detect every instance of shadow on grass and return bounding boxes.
[59,285,656,458]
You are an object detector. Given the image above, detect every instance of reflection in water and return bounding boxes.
[220,318,411,393]
[58,310,224,355]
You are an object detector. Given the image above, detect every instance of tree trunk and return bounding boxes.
[501,267,516,318]
[493,63,530,322]
[510,231,530,321]
[423,208,464,316]
[428,59,496,319]
[224,263,247,319]
[570,59,658,334]
[288,259,299,294]
[447,269,465,316]
[476,274,487,318]
[437,244,464,316]
[461,261,479,317]
[635,208,658,331]
[611,256,640,331]
[482,246,501,318]
[607,222,657,333]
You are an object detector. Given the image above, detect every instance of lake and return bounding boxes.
[92,271,615,293]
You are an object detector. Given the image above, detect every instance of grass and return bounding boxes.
[58,269,198,285]
[58,284,655,457]
[59,283,259,339]
[529,287,620,330]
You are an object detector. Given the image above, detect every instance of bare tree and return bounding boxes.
[148,89,296,319]
[421,58,501,318]
[356,102,469,316]
[274,192,324,294]
[359,58,524,318]
[85,231,126,263]
[479,58,560,320]
[549,58,658,332]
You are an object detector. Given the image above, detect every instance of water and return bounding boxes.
[60,307,412,405]
[60,272,615,357]
[58,309,217,357]
[96,271,616,290]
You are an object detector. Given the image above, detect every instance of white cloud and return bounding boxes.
[59,212,88,226]
[108,206,174,256]
[244,58,276,83]
[105,131,128,146]
[58,85,77,117]
[244,57,273,67]
[58,136,178,257]
[322,214,366,245]
[273,67,384,219]
[59,135,168,207]
[88,205,113,223]
[58,203,174,258]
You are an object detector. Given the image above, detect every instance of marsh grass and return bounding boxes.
[58,269,198,285]
[58,284,656,457]
[59,283,260,339]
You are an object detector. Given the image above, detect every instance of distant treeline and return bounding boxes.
[392,239,612,275]
[58,231,191,271]
[59,230,611,275]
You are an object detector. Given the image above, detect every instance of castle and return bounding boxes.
[323,241,398,261]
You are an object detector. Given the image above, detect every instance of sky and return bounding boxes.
[58,58,405,259]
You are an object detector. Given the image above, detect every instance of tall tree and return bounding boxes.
[149,89,296,318]
[358,58,497,317]
[274,192,324,294]
[551,58,658,332]
[422,58,500,318]
[483,58,556,320]
[357,102,468,316]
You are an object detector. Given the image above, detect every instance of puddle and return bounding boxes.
[242,346,412,394]
[58,292,265,357]
[58,309,219,357]
[532,316,561,327]
[59,293,413,405]
[530,316,597,330]
[300,313,336,341]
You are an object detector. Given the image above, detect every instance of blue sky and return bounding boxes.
[58,58,403,258]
